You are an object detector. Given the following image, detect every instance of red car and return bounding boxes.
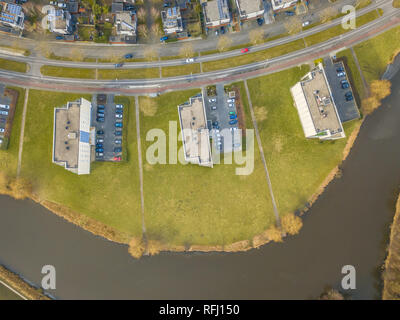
[113,156,121,162]
[241,48,249,53]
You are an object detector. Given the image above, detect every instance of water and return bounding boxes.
[0,73,399,299]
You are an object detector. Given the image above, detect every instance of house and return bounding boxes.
[178,93,213,168]
[52,98,95,175]
[111,1,124,14]
[290,63,345,140]
[235,0,264,20]
[270,0,298,12]
[161,6,183,34]
[112,11,137,43]
[203,0,231,29]
[0,2,24,30]
[47,8,72,34]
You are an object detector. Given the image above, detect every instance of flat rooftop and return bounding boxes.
[301,68,343,136]
[54,102,80,169]
[237,0,263,14]
[204,0,230,22]
[178,96,212,167]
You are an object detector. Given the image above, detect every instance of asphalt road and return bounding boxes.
[0,0,388,71]
[0,7,398,95]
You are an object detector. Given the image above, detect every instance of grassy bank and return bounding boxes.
[40,66,96,79]
[246,66,361,217]
[354,25,400,84]
[0,58,27,73]
[97,68,159,79]
[383,194,400,299]
[19,91,142,241]
[139,90,276,246]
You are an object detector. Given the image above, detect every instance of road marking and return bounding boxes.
[0,279,28,300]
[244,80,281,226]
[17,88,29,177]
[135,96,147,240]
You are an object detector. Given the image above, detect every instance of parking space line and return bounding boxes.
[244,80,281,226]
[135,96,147,239]
[17,88,29,177]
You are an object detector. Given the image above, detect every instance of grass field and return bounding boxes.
[97,68,159,79]
[0,58,27,73]
[246,66,361,216]
[353,25,400,84]
[0,87,25,178]
[202,39,305,72]
[161,64,201,77]
[40,66,96,79]
[139,90,276,246]
[19,91,142,238]
[304,10,380,47]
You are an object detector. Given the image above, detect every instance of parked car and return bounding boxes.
[220,26,225,34]
[115,139,122,144]
[229,120,238,125]
[212,121,219,127]
[227,99,235,103]
[0,118,6,123]
[115,122,123,128]
[229,111,236,115]
[0,105,10,110]
[345,91,353,97]
[341,80,350,89]
[211,106,217,110]
[241,48,249,53]
[97,105,105,110]
[209,98,216,103]
[124,53,133,59]
[257,18,264,26]
[0,110,8,115]
[345,95,354,101]
[0,128,4,133]
[115,104,123,109]
[96,138,104,143]
[97,113,105,118]
[97,95,107,104]
[336,66,345,72]
[115,108,123,114]
[97,117,104,122]
[115,130,122,136]
[228,103,234,107]
[115,114,123,119]
[160,36,168,42]
[55,36,64,40]
[97,109,105,114]
[285,11,295,16]
[95,148,104,152]
[302,21,310,27]
[229,114,237,119]
[114,147,122,153]
[113,156,122,161]
[96,152,104,157]
[337,71,346,77]
[96,143,103,148]
[97,130,104,135]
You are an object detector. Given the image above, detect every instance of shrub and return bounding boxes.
[281,213,303,235]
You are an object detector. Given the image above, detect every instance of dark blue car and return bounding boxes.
[229,120,238,125]
[96,143,103,148]
[115,122,123,128]
[96,148,104,152]
[229,114,237,120]
[97,117,104,122]
[114,147,122,153]
[124,53,133,59]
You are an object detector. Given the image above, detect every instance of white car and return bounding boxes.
[185,58,194,63]
[0,128,4,133]
[0,110,8,115]
[209,98,216,103]
[227,99,235,103]
[228,103,234,108]
[302,21,310,27]
[116,104,123,109]
[0,104,9,110]
[115,114,123,119]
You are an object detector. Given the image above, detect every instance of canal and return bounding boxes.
[0,72,399,299]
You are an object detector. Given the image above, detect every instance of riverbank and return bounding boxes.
[0,265,49,300]
[383,194,400,299]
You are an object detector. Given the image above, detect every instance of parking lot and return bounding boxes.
[0,85,16,149]
[204,84,241,154]
[91,94,124,162]
[324,58,360,122]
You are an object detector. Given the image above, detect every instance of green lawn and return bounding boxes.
[353,25,400,84]
[0,283,21,300]
[0,87,25,178]
[202,39,305,72]
[161,64,201,77]
[20,91,142,239]
[336,49,366,99]
[304,10,380,47]
[0,58,27,73]
[40,66,96,79]
[97,68,159,79]
[139,90,276,246]
[246,66,361,216]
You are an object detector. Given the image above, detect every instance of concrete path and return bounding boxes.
[135,96,147,239]
[244,80,281,226]
[16,88,29,177]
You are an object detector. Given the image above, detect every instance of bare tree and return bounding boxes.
[179,43,195,58]
[249,29,265,45]
[217,35,233,52]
